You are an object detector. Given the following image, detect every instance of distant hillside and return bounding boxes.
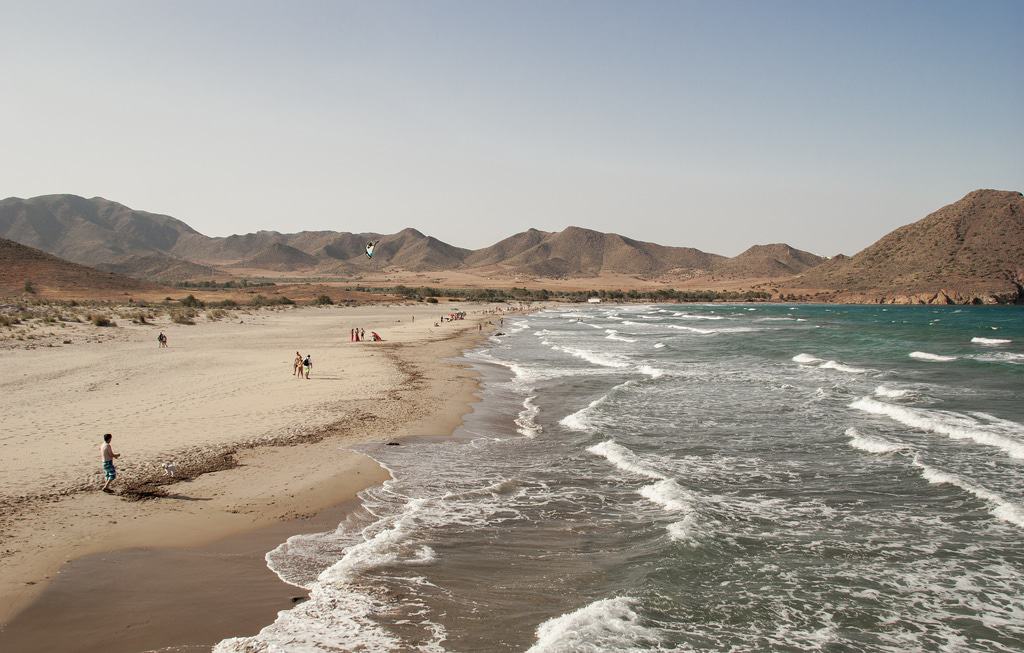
[233,243,319,271]
[489,226,723,277]
[463,229,551,267]
[3,191,1020,303]
[712,244,825,279]
[792,190,1024,303]
[0,195,202,266]
[0,238,153,296]
[96,253,222,282]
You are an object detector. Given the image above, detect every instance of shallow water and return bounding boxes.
[217,304,1024,652]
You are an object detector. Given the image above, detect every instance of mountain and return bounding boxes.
[96,253,222,281]
[792,190,1024,303]
[233,243,319,271]
[0,195,203,266]
[3,191,1021,303]
[463,229,551,267]
[486,226,723,277]
[0,238,153,296]
[712,243,825,279]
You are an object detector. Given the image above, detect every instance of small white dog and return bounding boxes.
[162,462,177,477]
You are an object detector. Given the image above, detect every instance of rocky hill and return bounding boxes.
[0,238,153,296]
[0,195,203,267]
[233,243,319,271]
[792,189,1024,303]
[490,226,723,277]
[3,191,1021,303]
[712,244,825,279]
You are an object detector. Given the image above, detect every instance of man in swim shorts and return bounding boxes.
[101,433,120,493]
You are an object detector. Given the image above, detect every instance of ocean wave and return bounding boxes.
[849,397,1024,460]
[587,440,665,480]
[218,497,432,652]
[912,456,1024,529]
[653,342,665,349]
[874,385,909,399]
[845,427,904,454]
[525,596,661,653]
[639,478,697,513]
[605,329,637,343]
[972,352,1024,365]
[819,360,869,374]
[515,395,543,437]
[909,351,958,362]
[550,343,630,369]
[672,313,726,320]
[793,353,823,364]
[638,365,665,379]
[971,337,1012,345]
[668,325,761,335]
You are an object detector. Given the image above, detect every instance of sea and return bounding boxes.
[216,304,1024,653]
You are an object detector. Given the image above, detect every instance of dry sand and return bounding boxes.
[0,302,513,648]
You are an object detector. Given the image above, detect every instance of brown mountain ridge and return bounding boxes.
[1,190,1021,303]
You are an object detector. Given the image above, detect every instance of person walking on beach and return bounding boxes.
[303,354,312,379]
[350,328,355,342]
[293,351,302,376]
[157,332,167,348]
[360,328,365,341]
[100,433,120,493]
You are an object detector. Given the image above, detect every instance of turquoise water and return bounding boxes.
[217,304,1024,652]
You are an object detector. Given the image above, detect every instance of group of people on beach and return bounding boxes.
[293,351,313,379]
[350,327,383,342]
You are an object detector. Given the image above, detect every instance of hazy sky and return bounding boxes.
[2,1,1021,256]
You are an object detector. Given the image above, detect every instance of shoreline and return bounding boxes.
[0,303,510,650]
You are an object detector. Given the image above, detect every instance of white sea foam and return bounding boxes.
[819,360,868,374]
[605,329,637,343]
[874,385,909,399]
[587,440,665,479]
[672,313,725,320]
[550,344,630,369]
[909,351,958,362]
[669,325,760,335]
[972,352,1024,364]
[639,478,696,512]
[525,596,660,653]
[912,456,1024,529]
[516,395,543,437]
[218,497,432,652]
[850,397,1024,460]
[971,337,1012,345]
[638,365,665,379]
[653,342,665,349]
[666,514,701,544]
[845,427,904,454]
[560,384,626,432]
[792,353,823,364]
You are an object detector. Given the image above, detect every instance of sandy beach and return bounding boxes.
[0,302,509,650]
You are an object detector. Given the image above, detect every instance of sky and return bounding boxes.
[1,1,1021,257]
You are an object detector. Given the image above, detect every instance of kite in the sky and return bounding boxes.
[365,240,380,259]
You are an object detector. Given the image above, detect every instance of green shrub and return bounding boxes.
[24,280,36,294]
[425,297,439,304]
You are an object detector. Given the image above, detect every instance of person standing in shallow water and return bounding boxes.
[100,433,120,493]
